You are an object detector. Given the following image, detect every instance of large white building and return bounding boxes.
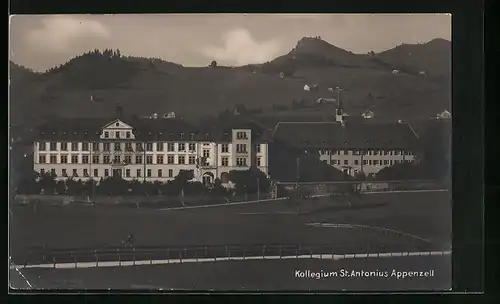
[33,115,270,185]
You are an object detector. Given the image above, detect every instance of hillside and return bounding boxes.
[8,38,451,129]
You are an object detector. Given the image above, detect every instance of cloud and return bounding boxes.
[202,28,281,65]
[24,15,110,53]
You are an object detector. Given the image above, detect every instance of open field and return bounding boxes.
[14,255,451,291]
[10,191,451,264]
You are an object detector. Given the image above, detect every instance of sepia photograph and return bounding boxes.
[9,13,452,291]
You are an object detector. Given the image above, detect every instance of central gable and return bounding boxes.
[100,119,135,140]
[102,119,133,130]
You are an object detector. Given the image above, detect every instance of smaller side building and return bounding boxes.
[273,120,419,177]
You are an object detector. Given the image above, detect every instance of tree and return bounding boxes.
[210,61,217,68]
[211,178,228,196]
[16,171,41,194]
[55,180,67,194]
[228,168,269,196]
[66,179,85,195]
[38,171,57,194]
[376,162,425,180]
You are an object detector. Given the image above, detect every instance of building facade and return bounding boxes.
[273,120,418,177]
[33,117,270,185]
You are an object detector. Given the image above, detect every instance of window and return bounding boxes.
[71,142,79,151]
[50,142,57,151]
[61,155,68,164]
[104,131,109,138]
[40,169,45,175]
[114,143,121,151]
[221,157,229,166]
[92,142,99,151]
[188,143,196,151]
[363,150,367,155]
[62,169,68,177]
[188,155,196,164]
[384,160,389,165]
[168,169,173,177]
[320,150,325,155]
[354,160,359,165]
[71,154,79,164]
[167,143,175,152]
[103,155,110,164]
[236,158,247,166]
[136,169,142,177]
[104,169,109,177]
[395,160,400,164]
[125,142,133,151]
[343,150,348,155]
[72,169,78,177]
[343,160,348,165]
[336,150,341,155]
[236,132,247,139]
[51,169,56,176]
[135,155,143,164]
[82,143,89,151]
[374,150,380,155]
[236,144,247,153]
[390,160,393,165]
[92,155,100,164]
[156,143,164,151]
[61,142,68,151]
[167,155,175,164]
[94,169,99,177]
[115,131,120,138]
[146,155,153,164]
[156,155,163,164]
[126,131,131,139]
[158,169,162,177]
[256,144,261,153]
[147,169,152,177]
[39,155,46,164]
[178,143,185,151]
[136,143,144,151]
[103,143,110,151]
[221,144,229,153]
[83,169,89,177]
[190,133,195,140]
[39,142,47,151]
[180,133,184,140]
[257,157,262,167]
[203,150,210,158]
[123,169,129,177]
[374,160,379,165]
[114,155,121,164]
[146,143,153,151]
[369,160,373,165]
[178,155,185,165]
[363,160,368,165]
[125,155,132,164]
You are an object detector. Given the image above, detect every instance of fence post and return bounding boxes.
[118,248,121,267]
[262,245,266,259]
[243,248,246,260]
[72,251,77,268]
[205,246,208,257]
[133,248,136,266]
[167,248,170,264]
[195,250,198,263]
[296,247,299,259]
[184,247,187,260]
[150,253,153,265]
[225,246,228,258]
[310,249,313,259]
[279,245,282,259]
[95,250,98,267]
[180,250,183,264]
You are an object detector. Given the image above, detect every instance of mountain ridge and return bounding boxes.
[9,37,451,129]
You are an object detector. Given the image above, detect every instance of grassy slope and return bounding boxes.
[9,39,451,126]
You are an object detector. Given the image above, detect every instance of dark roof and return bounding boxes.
[273,121,418,150]
[36,117,272,142]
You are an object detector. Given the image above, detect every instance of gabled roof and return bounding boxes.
[36,116,272,142]
[273,121,418,150]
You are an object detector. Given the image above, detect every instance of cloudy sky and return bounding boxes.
[9,14,451,72]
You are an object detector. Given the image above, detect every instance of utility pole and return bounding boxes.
[257,177,260,201]
[143,142,146,183]
[295,157,300,194]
